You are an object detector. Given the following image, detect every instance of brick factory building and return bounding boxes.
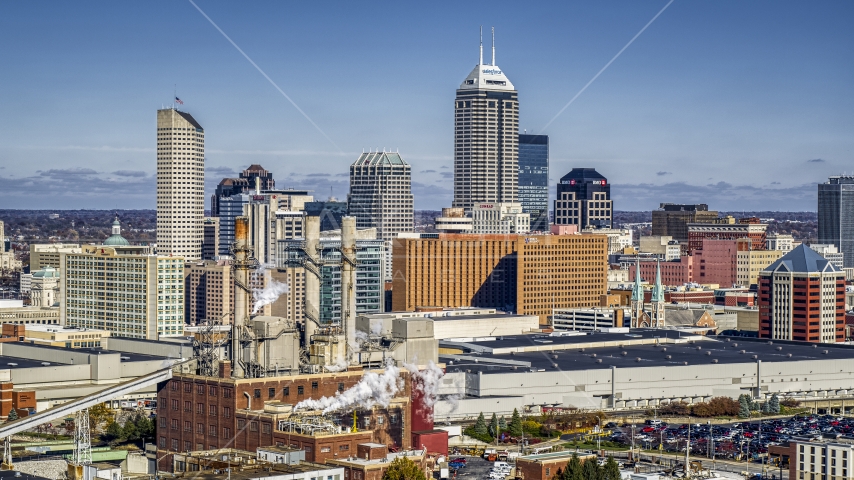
[391,233,607,323]
[155,362,439,472]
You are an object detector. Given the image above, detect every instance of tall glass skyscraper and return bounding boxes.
[452,29,519,211]
[818,175,854,268]
[518,134,549,231]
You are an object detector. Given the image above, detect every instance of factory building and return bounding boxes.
[433,331,854,421]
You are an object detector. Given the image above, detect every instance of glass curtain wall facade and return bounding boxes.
[818,176,854,268]
[518,134,549,231]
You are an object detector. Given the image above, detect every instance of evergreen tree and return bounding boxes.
[509,408,523,437]
[738,395,751,418]
[104,420,123,442]
[6,409,18,421]
[498,416,508,432]
[581,456,601,480]
[552,467,563,480]
[488,413,498,437]
[565,454,583,480]
[769,394,781,414]
[761,401,770,414]
[473,412,488,437]
[602,457,621,480]
[383,456,427,480]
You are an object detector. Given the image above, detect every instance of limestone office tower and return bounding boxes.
[156,108,205,260]
[452,28,519,211]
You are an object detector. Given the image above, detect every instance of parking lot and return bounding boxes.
[605,413,854,464]
[440,455,503,480]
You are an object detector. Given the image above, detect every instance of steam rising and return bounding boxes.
[251,263,289,314]
[324,356,349,373]
[294,362,402,414]
[403,361,445,415]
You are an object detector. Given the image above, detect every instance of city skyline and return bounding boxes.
[0,1,852,211]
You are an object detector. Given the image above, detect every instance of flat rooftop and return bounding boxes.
[441,332,854,374]
[179,462,338,480]
[0,356,61,369]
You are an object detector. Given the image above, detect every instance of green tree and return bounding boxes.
[473,412,488,437]
[509,408,523,437]
[104,421,123,442]
[564,454,583,480]
[761,401,770,414]
[552,467,563,480]
[488,413,499,437]
[122,419,138,441]
[382,456,426,480]
[581,456,601,480]
[602,457,621,480]
[738,395,751,418]
[6,409,18,421]
[498,416,508,432]
[769,394,780,414]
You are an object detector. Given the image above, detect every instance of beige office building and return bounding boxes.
[156,108,205,260]
[62,245,184,339]
[30,244,82,273]
[24,325,110,348]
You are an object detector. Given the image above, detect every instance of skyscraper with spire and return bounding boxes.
[452,27,519,212]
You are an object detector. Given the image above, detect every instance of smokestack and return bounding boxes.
[304,216,321,345]
[232,216,251,378]
[341,216,357,362]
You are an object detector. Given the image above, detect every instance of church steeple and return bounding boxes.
[650,260,666,328]
[630,256,645,327]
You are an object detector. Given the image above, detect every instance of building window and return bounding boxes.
[197,423,204,434]
[184,421,191,432]
[238,419,245,429]
[184,383,192,393]
[197,403,204,414]
[223,427,231,438]
[159,437,166,448]
[159,417,166,428]
[224,388,232,398]
[171,419,178,430]
[197,384,205,395]
[184,401,191,411]
[171,439,178,450]
[209,425,217,436]
[254,389,261,398]
[250,421,258,432]
[210,405,217,416]
[210,386,218,396]
[321,446,331,453]
[298,386,304,395]
[283,387,290,396]
[184,441,191,452]
[262,423,271,434]
[223,407,231,418]
[339,445,349,451]
[338,383,345,392]
[171,399,179,410]
[389,414,398,425]
[269,388,275,398]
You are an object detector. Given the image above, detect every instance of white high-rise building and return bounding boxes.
[348,151,413,280]
[471,202,529,234]
[452,28,519,212]
[156,108,205,260]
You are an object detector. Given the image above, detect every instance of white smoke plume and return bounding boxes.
[251,263,289,314]
[252,278,289,314]
[324,356,349,373]
[370,320,383,336]
[403,360,445,411]
[294,361,403,414]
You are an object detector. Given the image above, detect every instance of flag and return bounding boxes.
[175,97,184,105]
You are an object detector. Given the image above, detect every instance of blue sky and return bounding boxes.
[0,1,852,211]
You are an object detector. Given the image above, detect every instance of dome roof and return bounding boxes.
[104,234,130,246]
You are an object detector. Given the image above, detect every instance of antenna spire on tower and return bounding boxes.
[479,26,483,65]
[491,26,495,65]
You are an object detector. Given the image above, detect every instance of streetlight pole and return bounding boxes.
[631,424,636,461]
[597,416,602,455]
